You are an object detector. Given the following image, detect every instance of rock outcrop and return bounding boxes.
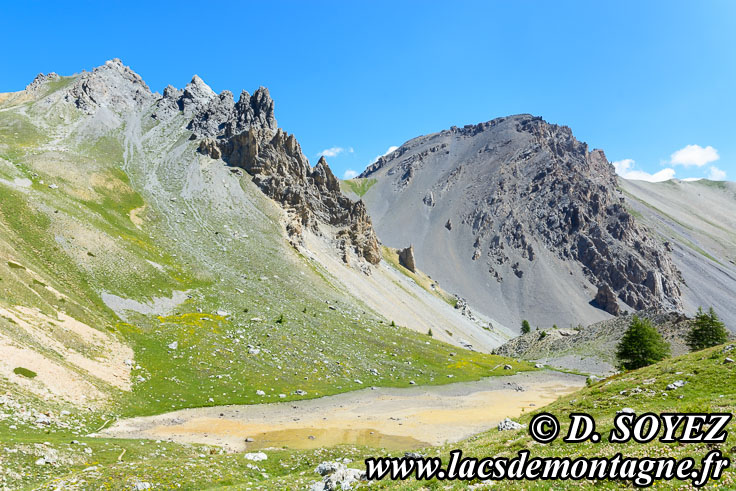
[358,114,683,329]
[155,77,380,266]
[398,245,416,272]
[25,72,60,92]
[594,284,620,315]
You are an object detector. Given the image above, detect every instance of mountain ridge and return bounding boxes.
[0,58,512,421]
[357,114,686,330]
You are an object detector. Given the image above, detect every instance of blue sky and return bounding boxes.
[2,1,734,181]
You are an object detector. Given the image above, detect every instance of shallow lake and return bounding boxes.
[99,371,584,452]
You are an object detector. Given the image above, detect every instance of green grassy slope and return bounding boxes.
[0,75,534,488]
[340,177,377,197]
[3,344,733,489]
[375,342,736,489]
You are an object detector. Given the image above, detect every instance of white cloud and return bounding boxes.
[317,147,355,158]
[369,145,399,165]
[343,169,358,179]
[681,177,703,182]
[613,158,676,182]
[670,144,719,167]
[317,147,345,158]
[612,159,635,174]
[708,166,727,181]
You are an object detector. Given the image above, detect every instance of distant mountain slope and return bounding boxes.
[621,178,736,329]
[359,115,682,331]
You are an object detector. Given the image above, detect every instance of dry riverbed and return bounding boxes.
[98,371,584,452]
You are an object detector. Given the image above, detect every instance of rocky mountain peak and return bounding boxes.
[24,59,378,270]
[179,75,217,115]
[64,58,153,114]
[150,77,380,268]
[188,74,216,96]
[359,114,684,328]
[25,72,60,92]
[153,77,276,139]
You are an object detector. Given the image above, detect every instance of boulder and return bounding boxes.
[594,284,620,315]
[498,418,525,431]
[666,380,686,390]
[398,245,416,273]
[311,461,366,490]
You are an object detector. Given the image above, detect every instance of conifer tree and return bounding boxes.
[616,316,670,370]
[687,307,728,351]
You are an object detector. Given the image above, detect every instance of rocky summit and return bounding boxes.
[358,115,683,330]
[160,71,381,267]
[40,58,380,270]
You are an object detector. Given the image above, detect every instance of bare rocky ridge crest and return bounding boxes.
[55,58,380,268]
[194,127,380,267]
[198,128,381,266]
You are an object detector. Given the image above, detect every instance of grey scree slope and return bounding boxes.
[358,115,690,332]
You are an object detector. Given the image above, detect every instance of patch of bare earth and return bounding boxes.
[0,305,133,406]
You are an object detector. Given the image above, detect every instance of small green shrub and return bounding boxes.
[521,320,531,334]
[13,367,37,378]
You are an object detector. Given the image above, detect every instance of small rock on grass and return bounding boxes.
[498,418,525,431]
[244,452,267,461]
[666,380,686,390]
[311,461,366,490]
